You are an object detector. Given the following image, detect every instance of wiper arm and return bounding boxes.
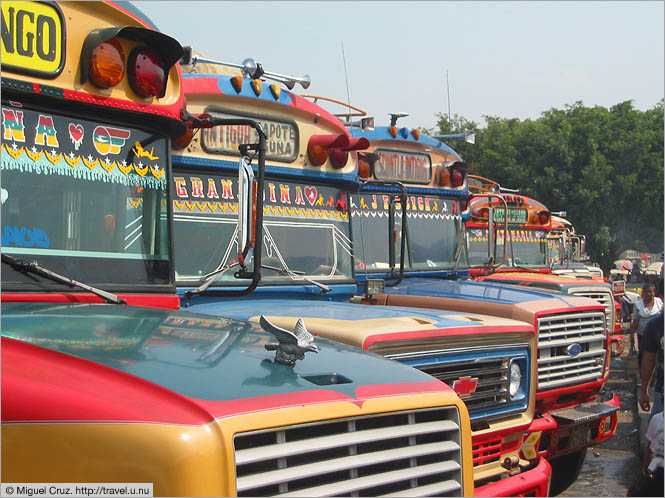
[1,253,126,304]
[262,263,331,294]
[261,264,304,275]
[186,262,240,298]
[302,277,332,293]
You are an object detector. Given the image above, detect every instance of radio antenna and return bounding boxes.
[341,42,353,120]
[446,69,451,124]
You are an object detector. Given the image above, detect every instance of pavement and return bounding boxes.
[559,328,648,496]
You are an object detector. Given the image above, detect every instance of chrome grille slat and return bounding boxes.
[456,388,509,403]
[537,334,607,347]
[538,372,604,390]
[537,311,606,391]
[539,318,605,333]
[234,407,464,497]
[379,480,463,497]
[460,398,509,412]
[539,360,605,375]
[538,354,605,368]
[279,461,461,497]
[420,365,507,378]
[237,441,459,489]
[236,420,459,464]
[539,316,605,331]
[569,287,614,330]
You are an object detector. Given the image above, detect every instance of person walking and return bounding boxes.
[629,282,663,367]
[639,279,664,418]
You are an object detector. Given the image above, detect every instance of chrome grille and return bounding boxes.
[392,350,528,425]
[568,286,615,331]
[234,407,464,497]
[537,311,606,391]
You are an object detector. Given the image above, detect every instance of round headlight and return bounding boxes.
[509,362,522,397]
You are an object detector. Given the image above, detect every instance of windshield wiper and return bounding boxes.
[1,254,126,304]
[262,263,331,293]
[186,262,241,298]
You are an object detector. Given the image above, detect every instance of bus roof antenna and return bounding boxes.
[389,112,409,126]
[341,41,353,123]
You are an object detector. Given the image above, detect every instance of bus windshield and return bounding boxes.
[1,105,170,288]
[173,172,354,284]
[467,228,549,267]
[352,192,463,271]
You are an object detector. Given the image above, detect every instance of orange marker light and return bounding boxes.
[89,37,125,89]
[306,134,350,167]
[388,126,398,138]
[308,144,328,166]
[231,75,244,93]
[250,79,262,96]
[358,158,372,179]
[439,168,451,186]
[269,83,281,100]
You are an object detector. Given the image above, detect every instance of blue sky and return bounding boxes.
[135,1,664,131]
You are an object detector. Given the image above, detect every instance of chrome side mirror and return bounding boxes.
[237,154,255,268]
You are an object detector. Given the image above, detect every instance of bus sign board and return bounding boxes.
[1,1,65,78]
[201,110,298,162]
[374,149,431,184]
[494,207,528,224]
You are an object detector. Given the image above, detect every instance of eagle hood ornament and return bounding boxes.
[260,315,319,366]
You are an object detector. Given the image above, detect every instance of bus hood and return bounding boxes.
[185,297,534,350]
[479,271,612,292]
[1,302,453,424]
[368,277,605,322]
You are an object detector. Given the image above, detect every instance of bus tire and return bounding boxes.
[549,448,587,495]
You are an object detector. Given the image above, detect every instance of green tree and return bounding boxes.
[430,100,664,271]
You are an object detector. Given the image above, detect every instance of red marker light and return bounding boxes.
[128,47,165,98]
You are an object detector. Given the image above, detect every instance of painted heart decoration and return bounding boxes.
[304,186,318,205]
[69,124,84,146]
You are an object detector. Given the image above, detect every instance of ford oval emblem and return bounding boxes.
[567,343,583,357]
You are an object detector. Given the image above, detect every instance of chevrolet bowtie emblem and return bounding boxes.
[453,376,479,397]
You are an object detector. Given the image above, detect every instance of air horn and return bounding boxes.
[180,47,311,89]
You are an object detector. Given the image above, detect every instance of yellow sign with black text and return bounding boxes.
[1,1,64,77]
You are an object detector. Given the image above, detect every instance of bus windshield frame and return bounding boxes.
[1,103,173,293]
[173,171,355,286]
[467,227,550,268]
[352,191,465,273]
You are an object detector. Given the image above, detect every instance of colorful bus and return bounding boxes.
[467,176,624,354]
[1,3,473,496]
[466,176,617,334]
[549,215,603,279]
[168,52,550,495]
[548,214,624,353]
[296,104,620,495]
